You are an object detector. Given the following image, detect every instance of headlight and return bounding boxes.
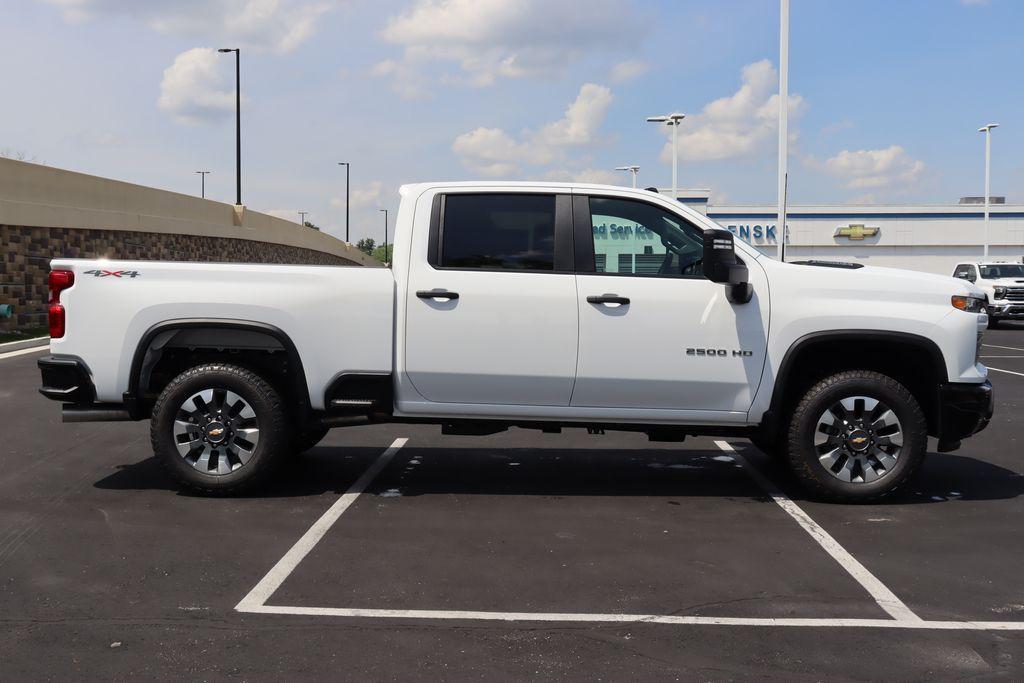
[993,286,1007,300]
[951,295,986,313]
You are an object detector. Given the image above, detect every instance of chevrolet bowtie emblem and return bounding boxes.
[851,436,868,444]
[835,224,880,240]
[208,427,224,437]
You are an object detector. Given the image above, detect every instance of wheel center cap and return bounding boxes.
[848,429,871,452]
[205,421,227,444]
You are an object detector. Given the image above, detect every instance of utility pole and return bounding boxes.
[298,211,308,226]
[614,165,640,188]
[646,114,685,200]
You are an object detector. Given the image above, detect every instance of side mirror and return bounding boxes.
[703,229,752,304]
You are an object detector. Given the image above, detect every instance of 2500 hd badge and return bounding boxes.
[687,348,754,357]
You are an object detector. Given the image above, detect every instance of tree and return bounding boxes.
[303,220,320,231]
[371,243,391,264]
[356,238,376,255]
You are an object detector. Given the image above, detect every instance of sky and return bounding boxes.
[1,0,1021,245]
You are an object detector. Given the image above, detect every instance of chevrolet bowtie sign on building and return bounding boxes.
[834,224,881,240]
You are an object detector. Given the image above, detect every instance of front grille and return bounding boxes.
[1004,287,1024,301]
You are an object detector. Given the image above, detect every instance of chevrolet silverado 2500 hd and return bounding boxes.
[38,182,993,501]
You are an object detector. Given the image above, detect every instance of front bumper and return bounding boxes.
[935,379,993,451]
[988,302,1024,319]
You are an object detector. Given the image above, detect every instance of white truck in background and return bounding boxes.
[39,182,993,502]
[952,261,1024,328]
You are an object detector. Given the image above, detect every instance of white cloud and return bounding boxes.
[42,0,334,53]
[452,83,613,176]
[375,0,642,95]
[543,168,625,185]
[158,48,236,124]
[331,181,384,210]
[658,59,804,163]
[609,59,649,84]
[822,145,925,191]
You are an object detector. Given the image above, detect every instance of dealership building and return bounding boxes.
[674,190,1024,275]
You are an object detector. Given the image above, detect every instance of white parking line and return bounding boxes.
[0,345,49,361]
[242,605,1024,630]
[981,355,1024,358]
[983,343,1024,352]
[988,366,1024,378]
[235,437,408,613]
[713,441,921,622]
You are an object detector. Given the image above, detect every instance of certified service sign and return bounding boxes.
[834,224,880,240]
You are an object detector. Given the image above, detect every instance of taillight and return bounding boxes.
[48,269,74,339]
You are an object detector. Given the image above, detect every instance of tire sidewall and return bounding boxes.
[788,373,926,501]
[151,365,285,492]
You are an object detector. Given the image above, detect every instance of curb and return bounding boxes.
[0,336,50,353]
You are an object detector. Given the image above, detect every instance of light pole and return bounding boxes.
[777,0,790,262]
[195,170,211,198]
[979,123,999,259]
[379,208,389,267]
[338,162,350,242]
[298,211,308,226]
[614,165,640,188]
[217,48,241,205]
[646,113,685,200]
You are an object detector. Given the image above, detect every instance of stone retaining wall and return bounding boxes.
[0,225,361,330]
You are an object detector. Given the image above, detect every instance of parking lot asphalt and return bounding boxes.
[2,326,1024,680]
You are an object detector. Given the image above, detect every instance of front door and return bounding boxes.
[404,191,578,406]
[571,193,769,413]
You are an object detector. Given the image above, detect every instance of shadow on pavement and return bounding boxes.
[93,442,1024,504]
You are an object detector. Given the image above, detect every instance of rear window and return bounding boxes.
[441,194,556,271]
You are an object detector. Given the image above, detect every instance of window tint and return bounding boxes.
[589,197,705,278]
[953,264,971,279]
[980,264,1024,279]
[441,194,556,271]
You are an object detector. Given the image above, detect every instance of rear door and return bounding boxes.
[403,190,579,406]
[570,192,769,413]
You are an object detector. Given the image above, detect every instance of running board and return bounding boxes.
[63,404,133,422]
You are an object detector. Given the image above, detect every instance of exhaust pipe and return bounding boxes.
[62,405,133,422]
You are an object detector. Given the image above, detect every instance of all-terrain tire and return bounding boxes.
[785,370,927,503]
[150,363,288,495]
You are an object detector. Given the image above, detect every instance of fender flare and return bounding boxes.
[124,318,310,419]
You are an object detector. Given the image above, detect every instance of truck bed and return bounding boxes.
[49,259,395,409]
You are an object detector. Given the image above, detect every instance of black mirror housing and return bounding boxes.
[703,228,752,303]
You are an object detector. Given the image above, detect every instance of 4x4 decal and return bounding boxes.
[83,269,141,278]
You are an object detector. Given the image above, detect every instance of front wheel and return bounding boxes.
[151,363,288,495]
[785,370,927,502]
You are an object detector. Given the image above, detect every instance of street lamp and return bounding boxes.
[338,162,350,242]
[218,48,241,205]
[195,170,211,198]
[379,208,389,267]
[614,165,640,188]
[646,113,685,200]
[298,211,308,226]
[979,123,999,259]
[777,0,790,262]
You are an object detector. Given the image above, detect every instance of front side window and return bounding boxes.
[441,194,555,271]
[980,264,1024,279]
[589,197,705,278]
[953,264,972,280]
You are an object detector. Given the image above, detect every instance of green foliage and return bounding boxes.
[356,238,376,255]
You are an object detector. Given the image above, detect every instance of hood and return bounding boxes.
[768,260,982,301]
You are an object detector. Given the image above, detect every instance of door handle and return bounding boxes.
[416,289,460,300]
[586,294,630,305]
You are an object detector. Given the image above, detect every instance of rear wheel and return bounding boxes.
[785,370,927,502]
[151,363,287,494]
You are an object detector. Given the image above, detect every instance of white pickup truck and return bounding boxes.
[39,182,993,501]
[952,260,1024,328]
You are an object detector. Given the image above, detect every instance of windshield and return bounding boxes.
[980,264,1024,279]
